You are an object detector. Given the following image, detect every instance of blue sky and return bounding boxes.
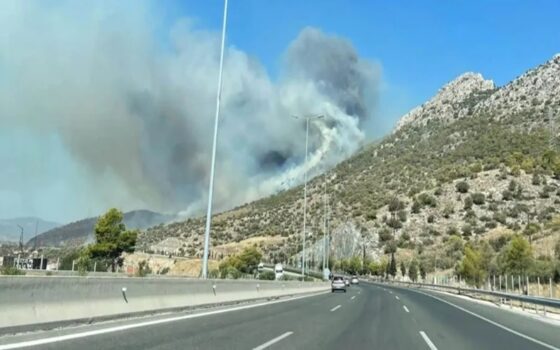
[1,0,559,223]
[161,0,560,136]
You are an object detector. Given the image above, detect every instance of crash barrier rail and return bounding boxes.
[0,276,328,334]
[369,278,560,311]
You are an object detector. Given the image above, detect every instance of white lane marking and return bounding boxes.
[414,290,560,350]
[252,331,293,350]
[395,296,400,300]
[389,291,393,294]
[351,296,356,300]
[0,291,329,350]
[419,331,438,350]
[330,305,341,312]
[403,305,410,313]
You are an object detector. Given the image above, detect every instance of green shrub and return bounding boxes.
[464,196,473,209]
[411,200,421,214]
[135,260,151,277]
[0,266,25,275]
[397,210,407,222]
[471,193,486,205]
[456,181,470,193]
[258,270,276,280]
[447,226,460,236]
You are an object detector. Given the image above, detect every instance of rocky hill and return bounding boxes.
[138,54,560,272]
[28,210,175,248]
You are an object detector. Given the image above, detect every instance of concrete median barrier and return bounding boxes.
[0,276,328,333]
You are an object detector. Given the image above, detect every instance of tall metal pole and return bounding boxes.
[17,224,24,253]
[322,179,327,272]
[301,117,309,277]
[326,191,330,269]
[202,0,228,279]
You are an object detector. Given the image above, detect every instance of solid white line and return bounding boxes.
[252,331,293,350]
[351,296,356,300]
[419,331,438,350]
[395,296,400,300]
[0,291,328,350]
[414,290,560,350]
[403,305,410,313]
[330,305,341,312]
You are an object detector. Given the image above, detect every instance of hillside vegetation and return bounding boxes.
[138,54,560,283]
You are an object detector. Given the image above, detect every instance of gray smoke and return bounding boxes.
[0,1,380,218]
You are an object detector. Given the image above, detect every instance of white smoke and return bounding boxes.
[0,1,381,219]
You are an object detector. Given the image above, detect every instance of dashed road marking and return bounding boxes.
[253,331,293,350]
[419,331,438,350]
[330,305,341,312]
[351,296,356,300]
[403,305,410,313]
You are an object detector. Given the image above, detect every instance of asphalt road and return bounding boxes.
[1,282,559,350]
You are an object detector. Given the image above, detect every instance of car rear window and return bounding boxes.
[333,276,343,281]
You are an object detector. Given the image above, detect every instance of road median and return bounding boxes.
[0,276,328,335]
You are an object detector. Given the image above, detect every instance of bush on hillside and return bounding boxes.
[471,193,486,205]
[456,181,470,193]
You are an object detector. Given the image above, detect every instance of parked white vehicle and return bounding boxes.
[274,263,284,280]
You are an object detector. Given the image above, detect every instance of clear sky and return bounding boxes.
[162,0,560,135]
[1,0,559,223]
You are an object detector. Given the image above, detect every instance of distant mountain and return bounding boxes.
[0,217,61,243]
[26,210,175,247]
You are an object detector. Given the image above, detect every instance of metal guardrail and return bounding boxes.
[370,279,560,309]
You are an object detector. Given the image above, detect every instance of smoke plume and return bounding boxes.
[0,1,380,219]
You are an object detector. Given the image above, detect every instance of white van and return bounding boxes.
[274,263,284,280]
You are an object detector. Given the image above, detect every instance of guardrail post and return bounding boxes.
[492,275,495,291]
[550,277,553,298]
[72,260,75,272]
[93,262,97,273]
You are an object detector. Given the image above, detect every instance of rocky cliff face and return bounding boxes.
[397,54,560,132]
[396,73,495,130]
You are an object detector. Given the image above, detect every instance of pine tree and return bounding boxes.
[389,253,397,278]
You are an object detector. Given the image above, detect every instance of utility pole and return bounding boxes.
[201,0,228,279]
[17,224,24,254]
[33,220,38,251]
[292,114,323,277]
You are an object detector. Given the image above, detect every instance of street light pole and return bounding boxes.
[202,0,228,279]
[322,178,327,273]
[292,114,323,277]
[302,116,309,277]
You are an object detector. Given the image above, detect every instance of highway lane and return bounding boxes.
[1,282,558,349]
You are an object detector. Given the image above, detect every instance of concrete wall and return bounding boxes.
[0,276,328,331]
